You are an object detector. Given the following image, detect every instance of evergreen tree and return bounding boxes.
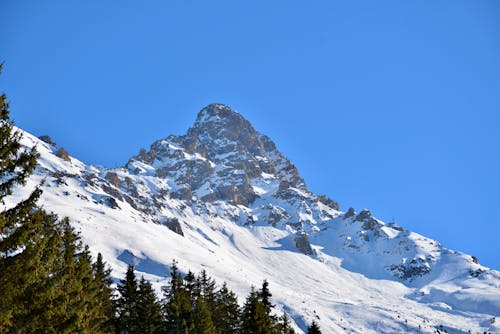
[241,287,275,334]
[0,65,114,333]
[192,295,217,334]
[197,269,218,326]
[0,64,54,333]
[278,313,296,334]
[91,253,116,333]
[184,270,198,305]
[259,280,274,315]
[307,320,321,334]
[116,264,140,333]
[163,261,194,334]
[50,219,107,333]
[137,276,165,334]
[2,211,62,333]
[213,282,240,334]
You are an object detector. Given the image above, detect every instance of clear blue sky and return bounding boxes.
[1,1,499,269]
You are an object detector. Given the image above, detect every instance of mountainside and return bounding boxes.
[7,104,500,333]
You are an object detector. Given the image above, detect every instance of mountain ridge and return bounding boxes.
[7,104,500,333]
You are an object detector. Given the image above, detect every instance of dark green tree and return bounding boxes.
[240,286,275,334]
[259,280,274,315]
[278,313,296,334]
[137,276,165,334]
[116,264,140,333]
[184,270,198,305]
[91,253,116,333]
[0,65,114,333]
[307,320,321,334]
[163,261,194,334]
[197,269,218,326]
[213,282,240,334]
[1,211,62,333]
[0,64,66,333]
[50,219,107,333]
[192,295,217,334]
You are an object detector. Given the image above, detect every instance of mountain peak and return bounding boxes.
[128,104,309,205]
[196,103,237,121]
[193,103,253,135]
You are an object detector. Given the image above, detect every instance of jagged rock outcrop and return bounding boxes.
[295,232,314,255]
[127,104,309,206]
[55,147,71,162]
[164,218,184,236]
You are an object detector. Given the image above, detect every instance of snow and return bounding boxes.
[5,127,500,334]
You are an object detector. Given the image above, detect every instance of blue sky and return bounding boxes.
[1,1,499,269]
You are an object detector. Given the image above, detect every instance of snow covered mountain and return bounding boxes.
[8,104,500,333]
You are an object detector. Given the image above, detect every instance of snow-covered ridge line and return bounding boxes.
[10,105,500,333]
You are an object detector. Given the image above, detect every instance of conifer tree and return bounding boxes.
[278,313,296,334]
[0,65,115,333]
[259,280,274,314]
[213,282,240,334]
[197,269,218,326]
[116,264,140,333]
[241,286,276,334]
[306,320,321,334]
[192,295,217,334]
[163,261,194,334]
[1,211,62,333]
[184,270,198,305]
[92,253,116,333]
[137,276,165,334]
[50,219,107,333]
[0,64,55,332]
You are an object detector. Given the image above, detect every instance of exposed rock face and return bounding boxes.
[39,135,56,146]
[122,104,342,255]
[388,257,432,281]
[355,209,380,230]
[164,218,184,236]
[55,147,71,162]
[295,232,314,255]
[344,207,356,219]
[127,104,308,206]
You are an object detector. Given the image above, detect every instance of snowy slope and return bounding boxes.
[6,104,500,333]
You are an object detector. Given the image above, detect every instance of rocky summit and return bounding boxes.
[8,104,500,333]
[127,103,308,206]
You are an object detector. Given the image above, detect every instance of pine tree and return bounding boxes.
[192,295,217,334]
[0,64,55,332]
[116,264,140,333]
[163,261,194,334]
[278,313,296,334]
[307,320,321,334]
[197,269,218,325]
[0,65,115,333]
[50,219,107,333]
[259,280,274,315]
[137,276,165,334]
[184,270,198,305]
[91,253,116,333]
[213,282,240,334]
[241,286,275,334]
[2,210,62,333]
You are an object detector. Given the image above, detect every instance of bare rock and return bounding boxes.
[295,232,314,255]
[55,147,71,162]
[164,218,184,236]
[105,172,121,188]
[317,195,339,211]
[344,207,356,220]
[39,135,56,146]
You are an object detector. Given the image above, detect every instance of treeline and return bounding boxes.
[0,64,321,333]
[115,262,305,334]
